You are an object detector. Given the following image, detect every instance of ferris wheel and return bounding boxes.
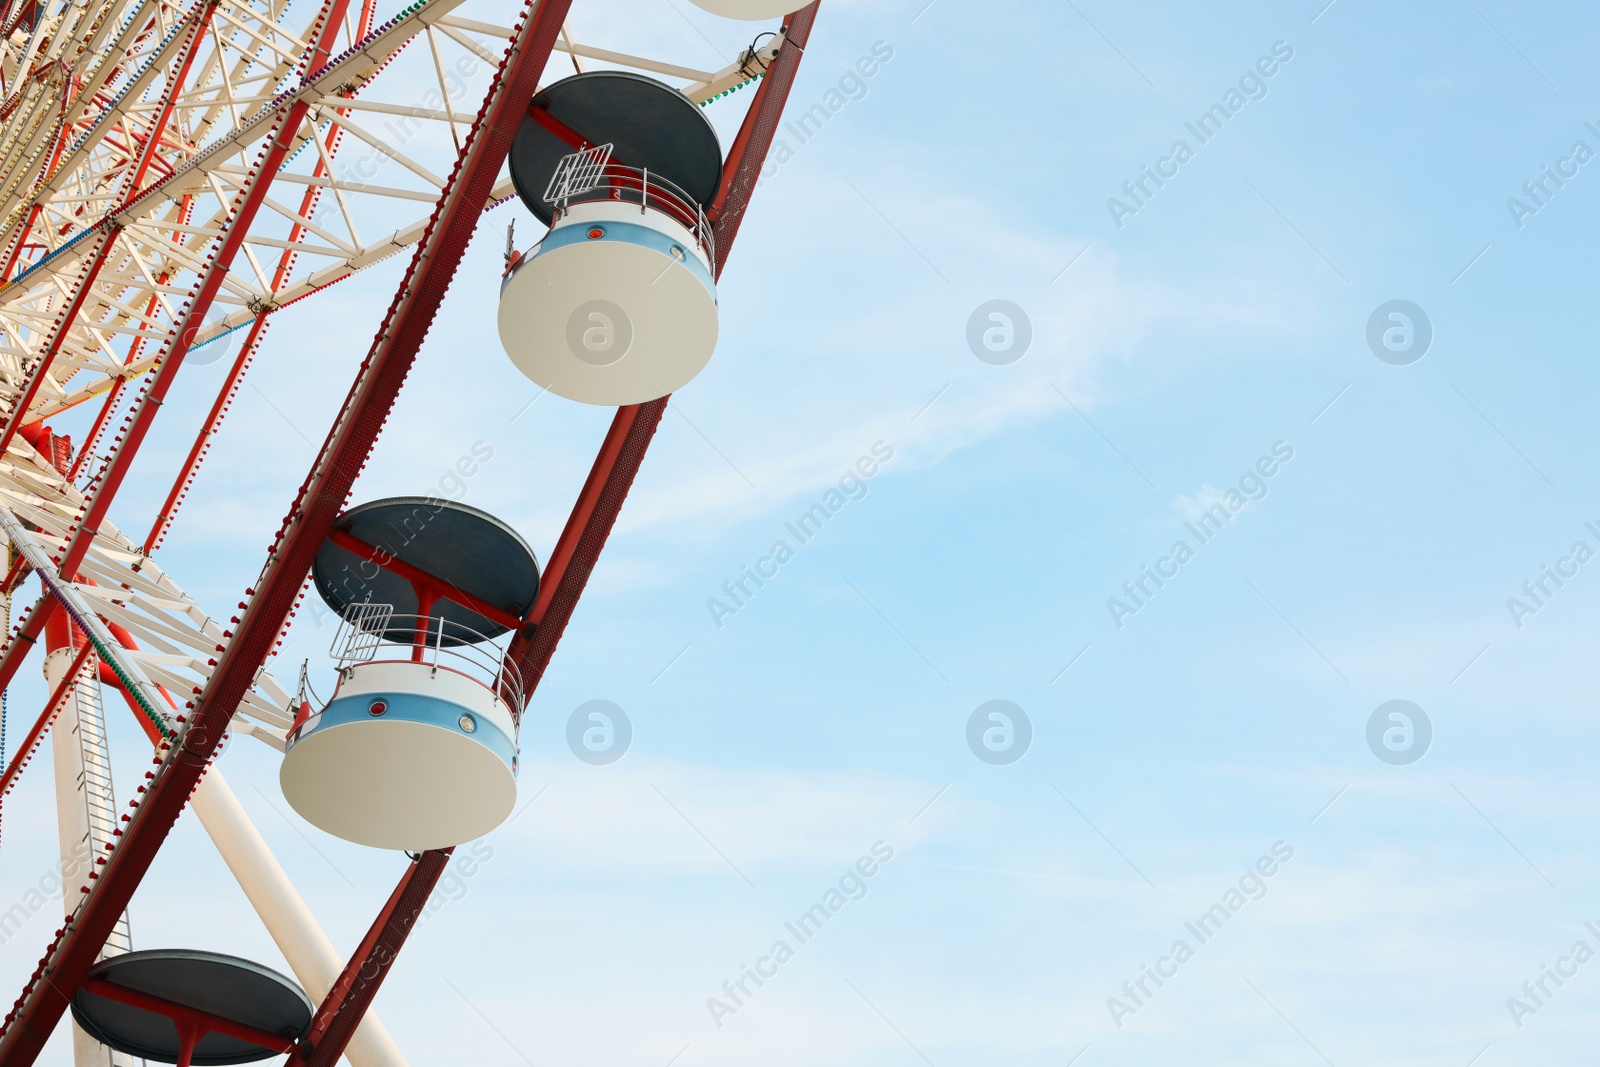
[0,0,824,1059]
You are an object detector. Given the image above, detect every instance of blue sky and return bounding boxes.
[5,0,1600,1063]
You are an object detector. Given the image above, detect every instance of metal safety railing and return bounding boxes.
[543,143,613,202]
[330,603,524,711]
[542,144,715,264]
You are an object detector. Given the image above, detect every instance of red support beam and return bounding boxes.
[502,2,821,706]
[504,400,665,707]
[523,102,592,151]
[289,850,451,1066]
[325,528,525,633]
[0,597,55,697]
[0,0,572,1058]
[123,2,218,198]
[705,3,820,256]
[77,978,298,1058]
[0,551,27,595]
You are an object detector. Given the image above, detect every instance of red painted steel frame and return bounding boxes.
[324,527,525,632]
[291,850,450,1066]
[0,0,572,1060]
[0,598,51,698]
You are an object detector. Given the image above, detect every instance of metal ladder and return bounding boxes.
[70,659,142,1067]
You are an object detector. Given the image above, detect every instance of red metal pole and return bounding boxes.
[77,979,298,1056]
[325,528,523,630]
[124,3,218,197]
[0,552,27,595]
[502,2,821,706]
[0,0,569,1058]
[66,292,162,482]
[0,598,56,697]
[290,850,450,1066]
[500,401,663,708]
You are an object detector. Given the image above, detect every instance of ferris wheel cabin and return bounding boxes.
[279,497,539,851]
[499,71,725,406]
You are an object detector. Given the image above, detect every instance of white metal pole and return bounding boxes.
[189,770,409,1067]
